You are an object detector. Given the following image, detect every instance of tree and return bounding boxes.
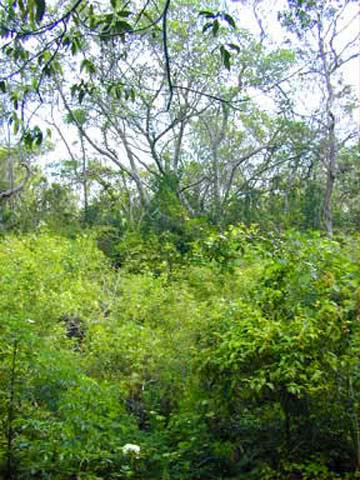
[50,0,301,228]
[281,0,359,236]
[0,0,239,145]
[0,105,31,202]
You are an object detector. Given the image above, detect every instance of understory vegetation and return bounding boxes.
[0,228,359,479]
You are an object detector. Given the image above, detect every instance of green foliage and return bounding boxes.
[0,176,82,235]
[195,231,359,475]
[0,229,359,478]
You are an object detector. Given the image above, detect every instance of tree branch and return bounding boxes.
[162,0,173,110]
[0,163,31,200]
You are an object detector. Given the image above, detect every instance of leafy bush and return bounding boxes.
[0,230,359,478]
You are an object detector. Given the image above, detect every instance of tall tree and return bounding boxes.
[281,0,359,236]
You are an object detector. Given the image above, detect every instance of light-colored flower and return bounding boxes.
[122,443,141,455]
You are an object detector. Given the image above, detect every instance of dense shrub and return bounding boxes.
[0,230,359,479]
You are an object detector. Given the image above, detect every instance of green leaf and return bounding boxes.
[23,130,33,147]
[114,85,123,99]
[220,46,231,71]
[18,0,26,16]
[9,112,20,134]
[222,13,236,29]
[212,19,219,36]
[0,80,6,93]
[202,22,212,33]
[11,91,19,110]
[28,0,35,24]
[124,87,136,102]
[35,0,46,23]
[113,20,132,33]
[33,126,43,146]
[199,10,216,19]
[78,89,85,104]
[71,37,81,55]
[117,10,132,17]
[227,43,240,53]
[80,59,96,75]
[22,126,43,148]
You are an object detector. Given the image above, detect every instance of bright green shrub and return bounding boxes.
[195,232,360,476]
[0,230,359,479]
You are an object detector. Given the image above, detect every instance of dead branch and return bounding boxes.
[0,163,31,200]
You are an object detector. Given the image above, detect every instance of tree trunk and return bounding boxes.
[79,133,89,223]
[210,104,228,224]
[317,17,336,238]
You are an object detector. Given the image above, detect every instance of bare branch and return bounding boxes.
[0,163,31,200]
